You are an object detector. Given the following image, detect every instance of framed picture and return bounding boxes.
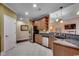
[20,25,28,31]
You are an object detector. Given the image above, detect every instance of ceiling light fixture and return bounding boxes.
[60,20,63,23]
[33,4,37,8]
[56,18,59,22]
[56,7,63,23]
[50,26,53,30]
[76,11,79,15]
[25,12,29,15]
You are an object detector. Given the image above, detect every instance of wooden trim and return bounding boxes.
[17,39,29,43]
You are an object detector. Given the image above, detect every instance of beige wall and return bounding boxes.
[16,21,29,41]
[50,17,79,34]
[0,13,3,52]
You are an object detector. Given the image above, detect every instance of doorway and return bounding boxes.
[4,15,16,52]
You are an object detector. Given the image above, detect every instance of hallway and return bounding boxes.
[5,41,53,56]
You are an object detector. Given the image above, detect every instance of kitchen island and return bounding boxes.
[53,38,79,56]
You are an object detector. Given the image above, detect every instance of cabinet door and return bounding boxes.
[35,34,42,44]
[35,34,39,43]
[53,44,65,56]
[38,35,42,44]
[53,43,79,56]
[48,37,53,49]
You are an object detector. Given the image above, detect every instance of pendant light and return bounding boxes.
[56,6,63,23]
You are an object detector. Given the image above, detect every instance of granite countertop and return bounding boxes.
[39,33,49,37]
[39,32,55,37]
[39,32,79,49]
[54,38,79,49]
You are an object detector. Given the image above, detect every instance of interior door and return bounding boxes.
[4,15,16,52]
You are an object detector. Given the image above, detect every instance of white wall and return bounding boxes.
[52,17,79,35]
[63,17,79,34]
[16,21,29,41]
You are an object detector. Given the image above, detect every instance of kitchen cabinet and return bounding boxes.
[33,16,49,31]
[35,34,49,47]
[35,34,42,44]
[35,34,55,49]
[53,42,79,56]
[48,37,53,49]
[48,36,56,49]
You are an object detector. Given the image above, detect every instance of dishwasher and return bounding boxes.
[42,37,48,47]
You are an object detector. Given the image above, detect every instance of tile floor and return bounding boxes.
[4,41,53,56]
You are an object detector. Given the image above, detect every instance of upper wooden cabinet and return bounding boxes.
[33,16,49,31]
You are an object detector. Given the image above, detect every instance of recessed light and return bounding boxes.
[76,11,79,15]
[25,12,29,15]
[33,4,37,8]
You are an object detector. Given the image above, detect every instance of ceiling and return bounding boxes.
[6,3,73,21]
[50,3,79,22]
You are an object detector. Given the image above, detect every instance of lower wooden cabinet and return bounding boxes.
[53,43,79,56]
[48,37,55,49]
[35,34,54,49]
[48,37,53,49]
[35,34,42,44]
